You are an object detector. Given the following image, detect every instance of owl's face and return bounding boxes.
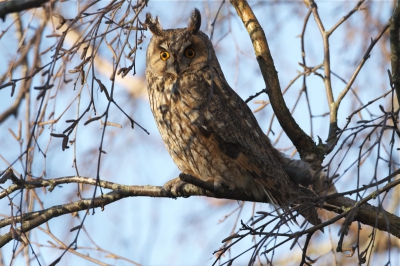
[146,30,209,78]
[145,9,214,79]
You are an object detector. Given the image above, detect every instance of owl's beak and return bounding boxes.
[166,59,179,77]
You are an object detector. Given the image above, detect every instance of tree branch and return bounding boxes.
[325,7,389,153]
[0,0,50,21]
[229,0,323,162]
[1,172,399,248]
[390,0,400,107]
[307,0,338,150]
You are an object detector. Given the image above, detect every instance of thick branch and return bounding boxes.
[326,196,399,242]
[229,0,322,162]
[0,174,399,247]
[0,0,50,21]
[390,0,400,107]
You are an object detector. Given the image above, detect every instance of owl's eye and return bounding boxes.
[184,48,196,58]
[160,51,170,61]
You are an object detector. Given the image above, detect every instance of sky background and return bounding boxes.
[0,1,399,265]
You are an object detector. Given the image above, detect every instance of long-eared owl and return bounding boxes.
[145,9,324,226]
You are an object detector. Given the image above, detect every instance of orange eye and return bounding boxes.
[184,48,196,58]
[160,51,170,61]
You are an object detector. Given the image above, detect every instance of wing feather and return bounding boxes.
[198,71,295,206]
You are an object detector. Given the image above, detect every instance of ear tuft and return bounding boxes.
[145,13,163,36]
[187,8,201,34]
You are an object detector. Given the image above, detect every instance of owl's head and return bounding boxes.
[145,9,215,77]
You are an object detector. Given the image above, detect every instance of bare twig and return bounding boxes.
[309,0,334,122]
[325,23,390,153]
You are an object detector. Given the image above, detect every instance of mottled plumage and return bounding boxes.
[145,9,323,226]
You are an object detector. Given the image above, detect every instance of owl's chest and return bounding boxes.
[148,74,210,130]
[148,75,216,170]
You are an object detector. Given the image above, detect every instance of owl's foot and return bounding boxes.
[180,174,234,195]
[163,174,234,197]
[162,177,190,198]
[179,173,214,192]
[212,177,222,192]
[212,176,234,195]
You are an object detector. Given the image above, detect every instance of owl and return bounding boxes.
[145,9,322,226]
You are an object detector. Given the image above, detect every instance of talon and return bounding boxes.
[163,177,190,198]
[213,176,234,195]
[161,187,174,197]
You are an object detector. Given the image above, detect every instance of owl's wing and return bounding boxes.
[195,69,322,226]
[198,71,294,205]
